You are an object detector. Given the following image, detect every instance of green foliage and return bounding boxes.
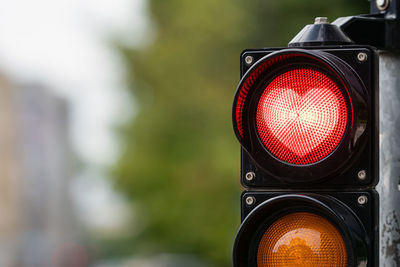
[113,0,368,266]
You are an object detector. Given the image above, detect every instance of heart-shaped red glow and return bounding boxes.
[256,68,348,165]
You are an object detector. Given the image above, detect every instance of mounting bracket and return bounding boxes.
[333,0,400,50]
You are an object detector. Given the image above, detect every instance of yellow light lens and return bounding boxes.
[257,212,347,267]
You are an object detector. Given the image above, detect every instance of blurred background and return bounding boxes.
[0,0,368,266]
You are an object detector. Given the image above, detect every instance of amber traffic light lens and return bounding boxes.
[257,212,347,267]
[256,68,348,165]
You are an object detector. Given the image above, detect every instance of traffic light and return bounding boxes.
[232,22,379,266]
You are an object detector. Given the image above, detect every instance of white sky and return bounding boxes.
[0,0,150,229]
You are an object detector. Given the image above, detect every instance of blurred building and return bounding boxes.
[0,74,85,267]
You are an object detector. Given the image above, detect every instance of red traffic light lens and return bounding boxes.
[257,212,348,266]
[256,68,348,165]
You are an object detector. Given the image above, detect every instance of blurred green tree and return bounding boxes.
[113,0,368,266]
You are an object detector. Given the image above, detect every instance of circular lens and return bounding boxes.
[256,68,348,165]
[257,212,348,267]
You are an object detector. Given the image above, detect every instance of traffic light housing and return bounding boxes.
[233,47,379,188]
[232,46,379,266]
[234,192,378,266]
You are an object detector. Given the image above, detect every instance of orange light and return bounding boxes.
[257,212,347,267]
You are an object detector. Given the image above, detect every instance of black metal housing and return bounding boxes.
[235,46,378,188]
[233,192,379,267]
[289,22,353,47]
[331,0,400,50]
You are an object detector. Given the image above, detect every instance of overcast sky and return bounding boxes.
[0,0,148,164]
[0,0,150,229]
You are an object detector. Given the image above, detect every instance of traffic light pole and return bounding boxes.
[377,52,400,266]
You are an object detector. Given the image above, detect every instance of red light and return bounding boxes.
[256,68,348,165]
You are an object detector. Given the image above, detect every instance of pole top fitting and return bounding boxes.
[315,17,329,24]
[289,17,353,47]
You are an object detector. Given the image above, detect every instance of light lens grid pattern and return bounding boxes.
[236,54,291,138]
[257,212,348,267]
[256,68,348,165]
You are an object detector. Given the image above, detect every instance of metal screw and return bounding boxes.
[357,52,368,62]
[245,172,256,181]
[244,55,254,66]
[358,170,367,180]
[358,195,368,205]
[376,0,390,11]
[245,196,256,206]
[314,17,329,24]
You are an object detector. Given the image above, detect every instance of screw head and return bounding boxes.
[245,196,255,206]
[358,195,368,205]
[314,17,329,24]
[244,55,254,66]
[358,170,367,180]
[357,52,368,62]
[245,172,256,181]
[376,0,390,11]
